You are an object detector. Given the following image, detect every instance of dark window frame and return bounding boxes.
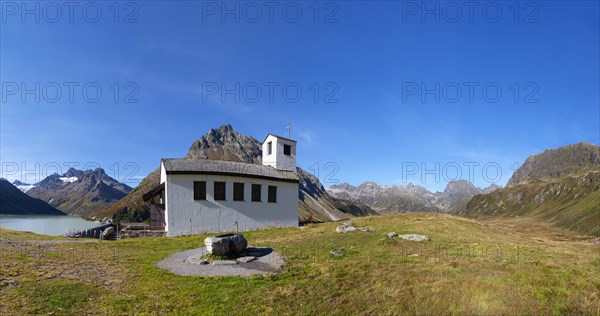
[251,184,261,202]
[268,185,277,203]
[283,144,291,156]
[233,182,244,201]
[267,141,272,155]
[193,181,206,200]
[214,181,226,201]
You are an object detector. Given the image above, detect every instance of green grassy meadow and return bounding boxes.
[1,213,599,315]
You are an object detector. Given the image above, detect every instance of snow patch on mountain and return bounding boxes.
[59,177,78,183]
[16,184,36,192]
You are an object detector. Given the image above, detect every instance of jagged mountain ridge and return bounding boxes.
[0,179,65,215]
[507,142,600,186]
[26,168,133,216]
[327,180,500,214]
[94,124,375,223]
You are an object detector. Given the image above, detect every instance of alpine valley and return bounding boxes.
[4,125,598,237]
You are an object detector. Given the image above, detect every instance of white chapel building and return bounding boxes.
[143,134,299,236]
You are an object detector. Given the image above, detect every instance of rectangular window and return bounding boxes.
[233,183,244,201]
[193,181,206,200]
[214,182,226,201]
[267,141,272,155]
[283,144,291,156]
[268,185,277,203]
[251,184,261,202]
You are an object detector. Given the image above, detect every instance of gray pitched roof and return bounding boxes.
[161,159,299,183]
[262,133,297,144]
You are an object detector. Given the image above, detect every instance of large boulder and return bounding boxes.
[204,234,248,256]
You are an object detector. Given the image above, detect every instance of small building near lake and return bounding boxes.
[143,134,299,236]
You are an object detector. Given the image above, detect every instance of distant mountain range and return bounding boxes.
[93,124,374,223]
[327,180,500,214]
[0,179,65,215]
[461,142,600,236]
[25,168,132,216]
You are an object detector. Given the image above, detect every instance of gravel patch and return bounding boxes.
[156,246,284,277]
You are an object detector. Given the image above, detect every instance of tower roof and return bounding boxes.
[262,133,297,144]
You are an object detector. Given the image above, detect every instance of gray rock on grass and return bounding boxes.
[336,222,357,233]
[398,234,430,241]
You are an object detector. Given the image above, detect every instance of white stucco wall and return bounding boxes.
[262,135,297,172]
[163,172,298,236]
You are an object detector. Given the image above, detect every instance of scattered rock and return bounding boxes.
[236,256,256,263]
[336,222,373,233]
[204,234,248,256]
[398,234,430,242]
[594,241,600,245]
[387,232,398,239]
[330,250,343,257]
[409,253,419,257]
[336,222,357,233]
[212,260,238,266]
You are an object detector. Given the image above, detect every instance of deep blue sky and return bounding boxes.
[1,1,599,191]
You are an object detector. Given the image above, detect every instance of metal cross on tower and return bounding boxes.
[287,121,292,138]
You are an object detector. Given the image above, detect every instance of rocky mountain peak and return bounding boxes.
[329,183,355,191]
[507,142,600,186]
[12,180,30,186]
[406,182,429,194]
[186,124,262,164]
[482,183,501,193]
[64,167,84,178]
[443,180,479,195]
[26,167,132,216]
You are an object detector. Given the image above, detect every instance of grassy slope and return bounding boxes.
[1,213,599,315]
[461,169,600,236]
[90,169,161,222]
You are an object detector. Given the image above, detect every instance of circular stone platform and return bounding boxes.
[156,246,284,277]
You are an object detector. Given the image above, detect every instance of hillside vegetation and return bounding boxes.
[1,213,599,315]
[462,169,600,236]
